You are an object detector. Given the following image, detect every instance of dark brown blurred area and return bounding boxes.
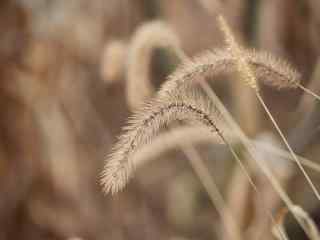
[0,1,320,239]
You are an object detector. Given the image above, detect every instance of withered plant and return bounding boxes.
[101,10,320,240]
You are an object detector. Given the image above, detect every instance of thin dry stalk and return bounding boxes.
[273,206,320,240]
[181,144,243,240]
[249,134,295,240]
[298,59,320,113]
[257,93,320,200]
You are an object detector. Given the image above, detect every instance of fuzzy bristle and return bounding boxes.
[101,86,222,194]
[217,15,259,91]
[158,48,301,97]
[126,21,183,110]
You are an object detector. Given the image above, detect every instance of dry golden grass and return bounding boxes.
[101,85,222,194]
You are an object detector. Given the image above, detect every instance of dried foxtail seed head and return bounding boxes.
[217,15,259,91]
[126,21,184,110]
[217,15,301,90]
[248,49,301,89]
[101,86,222,194]
[158,48,301,97]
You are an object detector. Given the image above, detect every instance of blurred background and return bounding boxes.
[1,0,320,239]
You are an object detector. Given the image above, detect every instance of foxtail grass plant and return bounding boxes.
[217,14,320,201]
[102,15,320,239]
